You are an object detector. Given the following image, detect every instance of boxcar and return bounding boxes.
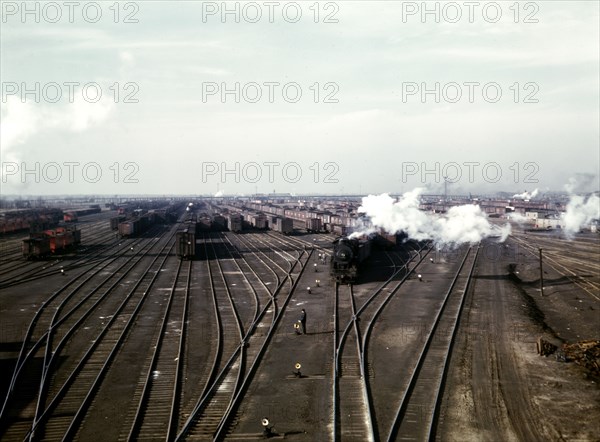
[22,238,51,259]
[273,217,293,235]
[176,230,196,260]
[110,216,126,230]
[119,220,138,237]
[228,214,243,233]
[306,218,322,233]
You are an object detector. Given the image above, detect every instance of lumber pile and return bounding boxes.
[562,340,600,377]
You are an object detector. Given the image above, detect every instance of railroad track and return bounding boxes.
[182,233,245,439]
[126,258,192,440]
[176,231,311,440]
[511,235,600,301]
[0,222,179,440]
[386,244,478,441]
[332,242,429,442]
[28,234,178,441]
[0,218,130,288]
[335,283,374,440]
[0,229,167,427]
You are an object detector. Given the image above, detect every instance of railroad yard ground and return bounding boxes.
[0,209,598,441]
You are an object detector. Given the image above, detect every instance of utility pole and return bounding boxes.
[444,176,448,202]
[539,248,544,296]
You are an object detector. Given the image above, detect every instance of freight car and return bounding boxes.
[110,216,126,230]
[22,226,81,259]
[63,211,78,222]
[176,227,196,260]
[306,218,322,233]
[228,214,243,233]
[212,215,227,231]
[0,208,63,235]
[22,238,51,259]
[330,237,371,283]
[272,217,293,235]
[117,213,156,237]
[245,213,268,230]
[63,206,102,220]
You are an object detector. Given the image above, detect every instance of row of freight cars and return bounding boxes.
[113,213,161,237]
[229,201,358,233]
[109,206,182,237]
[195,211,291,234]
[226,212,293,234]
[1,208,64,235]
[231,213,296,234]
[22,226,81,259]
[227,210,326,235]
[2,205,102,235]
[63,205,101,222]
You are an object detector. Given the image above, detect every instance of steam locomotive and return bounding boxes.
[330,237,371,283]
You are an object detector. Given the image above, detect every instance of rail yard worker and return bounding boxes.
[299,309,307,334]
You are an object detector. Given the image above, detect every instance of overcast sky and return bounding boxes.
[1,1,598,196]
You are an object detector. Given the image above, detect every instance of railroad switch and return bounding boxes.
[293,362,302,378]
[262,417,274,438]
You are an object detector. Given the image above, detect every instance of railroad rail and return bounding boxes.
[387,245,479,441]
[332,242,430,441]
[175,231,311,440]
[0,222,178,440]
[510,234,600,301]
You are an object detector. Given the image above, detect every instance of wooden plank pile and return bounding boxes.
[562,340,600,377]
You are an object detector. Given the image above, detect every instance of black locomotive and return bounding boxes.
[330,237,371,283]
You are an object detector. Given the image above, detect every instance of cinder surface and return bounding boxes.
[1,222,598,441]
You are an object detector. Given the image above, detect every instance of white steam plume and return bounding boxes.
[507,212,531,224]
[562,194,599,236]
[353,189,511,247]
[512,188,539,199]
[564,174,596,194]
[214,190,224,197]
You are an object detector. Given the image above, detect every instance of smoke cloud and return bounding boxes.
[512,188,539,199]
[507,212,531,224]
[562,194,599,236]
[353,189,511,247]
[564,174,596,194]
[214,190,224,197]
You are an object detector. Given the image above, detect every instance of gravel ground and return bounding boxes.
[2,232,598,441]
[439,236,600,441]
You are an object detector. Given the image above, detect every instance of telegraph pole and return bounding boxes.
[539,248,544,296]
[443,176,448,201]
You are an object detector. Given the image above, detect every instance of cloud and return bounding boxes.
[1,95,114,162]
